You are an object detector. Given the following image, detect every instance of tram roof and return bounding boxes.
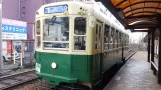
[96,0,161,32]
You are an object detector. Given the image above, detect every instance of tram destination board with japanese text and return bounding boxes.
[44,5,68,14]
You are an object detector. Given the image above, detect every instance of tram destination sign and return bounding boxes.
[2,18,27,40]
[44,5,68,14]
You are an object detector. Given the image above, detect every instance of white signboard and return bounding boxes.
[2,18,27,40]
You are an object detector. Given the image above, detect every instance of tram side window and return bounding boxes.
[121,33,123,46]
[36,20,40,35]
[126,35,129,46]
[126,35,128,46]
[125,35,127,46]
[124,34,126,47]
[74,17,86,35]
[98,25,102,49]
[127,36,129,46]
[118,31,120,48]
[104,25,110,50]
[110,28,114,49]
[36,20,41,48]
[36,36,41,48]
[95,25,98,49]
[122,34,124,46]
[116,30,118,48]
[74,17,86,50]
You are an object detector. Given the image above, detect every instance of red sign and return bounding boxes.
[7,41,14,54]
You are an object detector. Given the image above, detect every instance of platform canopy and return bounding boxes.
[97,0,161,32]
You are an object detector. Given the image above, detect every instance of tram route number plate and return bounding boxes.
[36,63,41,73]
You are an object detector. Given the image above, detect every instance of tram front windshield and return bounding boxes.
[43,16,69,49]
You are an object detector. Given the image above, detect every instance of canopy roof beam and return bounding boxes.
[99,0,128,28]
[125,15,156,19]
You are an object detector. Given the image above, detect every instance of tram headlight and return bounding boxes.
[51,62,57,69]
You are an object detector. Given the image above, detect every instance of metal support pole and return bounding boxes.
[13,41,16,64]
[13,51,16,64]
[20,53,23,67]
[21,40,24,59]
[0,0,2,70]
[11,40,13,60]
[30,41,31,59]
[157,14,161,83]
[158,28,161,83]
[148,32,151,62]
[151,31,155,70]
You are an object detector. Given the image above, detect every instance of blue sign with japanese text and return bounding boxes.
[2,24,27,34]
[2,18,27,40]
[44,5,68,14]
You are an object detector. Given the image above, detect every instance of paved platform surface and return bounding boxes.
[103,51,161,90]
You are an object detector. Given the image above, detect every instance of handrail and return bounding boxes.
[151,61,158,71]
[129,44,138,52]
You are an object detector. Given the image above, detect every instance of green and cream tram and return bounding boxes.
[34,1,131,90]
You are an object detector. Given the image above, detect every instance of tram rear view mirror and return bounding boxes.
[89,16,95,27]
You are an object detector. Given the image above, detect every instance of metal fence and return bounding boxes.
[2,40,35,67]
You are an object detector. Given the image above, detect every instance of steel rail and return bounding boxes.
[0,69,38,90]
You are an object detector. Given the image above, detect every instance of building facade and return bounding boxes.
[2,0,68,39]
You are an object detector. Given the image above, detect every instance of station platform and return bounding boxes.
[103,51,161,90]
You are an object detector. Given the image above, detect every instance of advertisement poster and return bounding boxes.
[7,41,14,54]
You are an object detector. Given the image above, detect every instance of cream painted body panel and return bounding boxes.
[35,1,130,55]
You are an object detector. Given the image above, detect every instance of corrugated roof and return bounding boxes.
[111,0,161,25]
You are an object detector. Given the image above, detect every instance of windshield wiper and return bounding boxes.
[47,16,57,36]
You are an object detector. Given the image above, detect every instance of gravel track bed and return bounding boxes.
[0,70,38,90]
[12,79,53,90]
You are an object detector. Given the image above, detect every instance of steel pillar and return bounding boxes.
[157,14,161,83]
[151,30,155,70]
[158,28,161,83]
[0,0,2,70]
[148,32,151,62]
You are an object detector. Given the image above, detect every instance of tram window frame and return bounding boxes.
[113,28,116,48]
[109,27,114,49]
[111,28,114,37]
[74,17,86,35]
[36,20,41,35]
[124,34,126,47]
[115,30,119,48]
[118,32,120,47]
[104,24,110,50]
[43,16,70,50]
[127,36,129,46]
[95,23,102,51]
[95,24,98,49]
[120,32,122,47]
[36,36,41,48]
[98,25,102,50]
[43,17,69,41]
[126,35,127,46]
[122,34,124,47]
[36,20,41,48]
[73,17,87,51]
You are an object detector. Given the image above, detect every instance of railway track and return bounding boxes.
[0,69,38,90]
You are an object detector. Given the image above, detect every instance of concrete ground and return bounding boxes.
[104,51,161,90]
